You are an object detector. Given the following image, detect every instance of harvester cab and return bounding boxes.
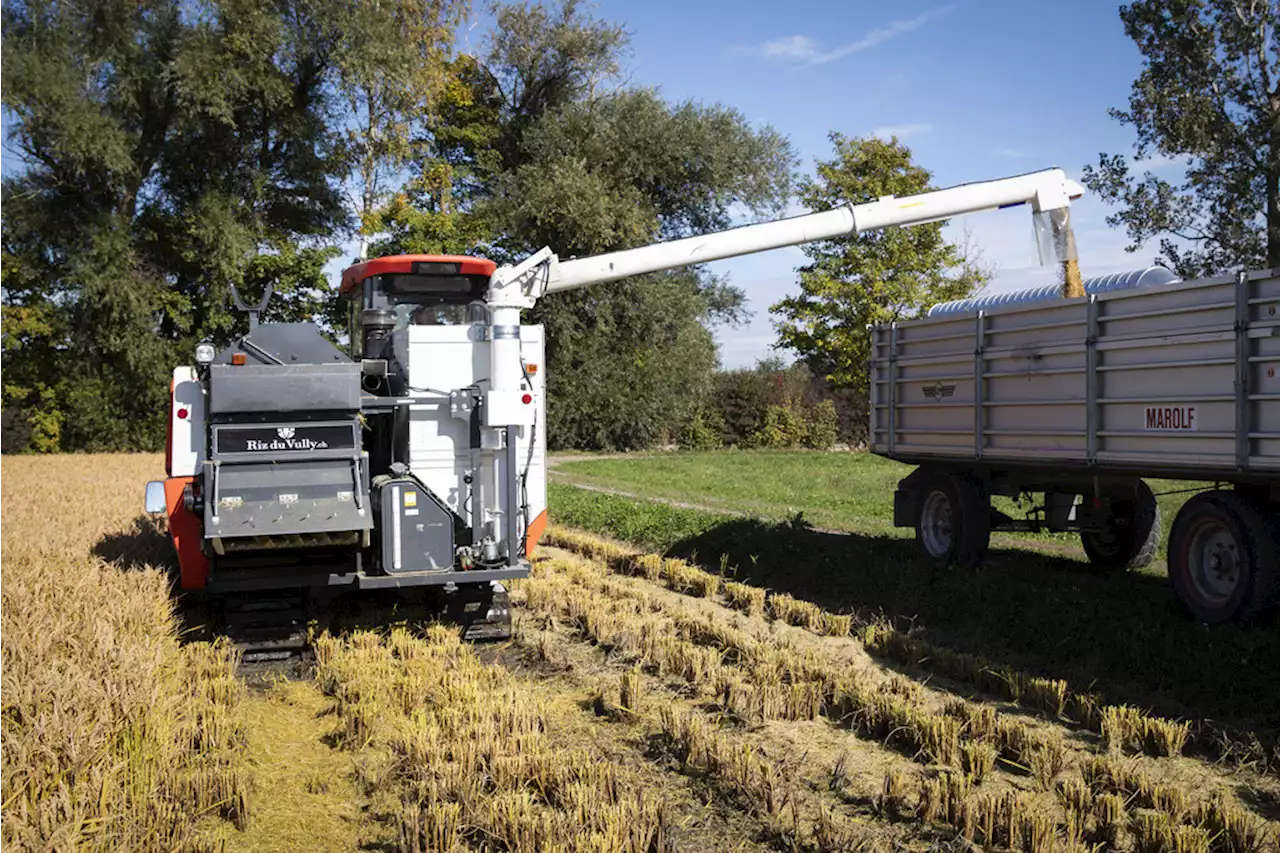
[147,167,1085,646]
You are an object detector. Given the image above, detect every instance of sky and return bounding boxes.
[505,0,1176,368]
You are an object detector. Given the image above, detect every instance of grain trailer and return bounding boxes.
[872,269,1280,622]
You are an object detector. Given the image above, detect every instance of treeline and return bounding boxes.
[0,0,998,455]
[679,363,863,452]
[5,0,1274,454]
[1,0,793,454]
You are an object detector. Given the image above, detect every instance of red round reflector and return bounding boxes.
[521,393,532,404]
[177,407,190,420]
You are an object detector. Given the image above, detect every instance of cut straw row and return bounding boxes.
[525,556,1076,781]
[545,525,1273,769]
[314,626,673,853]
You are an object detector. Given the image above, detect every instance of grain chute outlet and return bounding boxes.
[145,168,1088,643]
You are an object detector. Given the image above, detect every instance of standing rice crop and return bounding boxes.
[2,455,250,851]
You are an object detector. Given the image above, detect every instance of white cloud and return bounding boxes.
[758,35,822,61]
[737,6,954,66]
[871,122,933,141]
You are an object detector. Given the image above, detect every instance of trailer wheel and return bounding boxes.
[1080,480,1160,572]
[915,473,990,567]
[1168,491,1278,624]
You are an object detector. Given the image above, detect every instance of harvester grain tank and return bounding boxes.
[146,168,1086,641]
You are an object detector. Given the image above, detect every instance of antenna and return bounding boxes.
[228,282,275,330]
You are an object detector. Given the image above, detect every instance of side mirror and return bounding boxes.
[145,481,168,514]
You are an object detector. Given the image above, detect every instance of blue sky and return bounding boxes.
[494,0,1171,368]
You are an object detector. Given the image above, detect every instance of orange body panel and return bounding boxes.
[525,509,549,559]
[340,254,497,294]
[165,477,209,589]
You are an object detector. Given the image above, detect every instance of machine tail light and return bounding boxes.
[231,353,247,365]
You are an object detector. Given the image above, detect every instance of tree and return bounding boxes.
[772,133,987,393]
[1,0,461,451]
[362,55,502,258]
[1082,1,1280,277]
[336,0,468,249]
[369,2,796,450]
[500,89,793,449]
[364,0,628,258]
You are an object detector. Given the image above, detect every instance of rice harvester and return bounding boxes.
[145,167,1085,641]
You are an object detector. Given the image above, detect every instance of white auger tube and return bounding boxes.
[548,168,1083,293]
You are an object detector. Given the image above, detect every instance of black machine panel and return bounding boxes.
[376,477,456,573]
[216,424,357,455]
[208,363,362,414]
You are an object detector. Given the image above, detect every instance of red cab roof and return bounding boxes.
[339,254,497,294]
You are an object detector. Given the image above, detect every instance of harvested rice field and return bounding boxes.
[4,453,1278,852]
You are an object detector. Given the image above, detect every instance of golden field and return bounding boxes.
[2,454,1277,852]
[1,455,247,851]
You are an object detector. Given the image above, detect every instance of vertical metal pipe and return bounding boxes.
[974,312,986,458]
[505,425,521,566]
[1235,271,1250,471]
[1086,295,1099,465]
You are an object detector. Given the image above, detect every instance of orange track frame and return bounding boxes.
[164,477,208,589]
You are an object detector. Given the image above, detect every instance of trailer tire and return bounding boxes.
[914,473,990,568]
[1168,491,1278,624]
[1080,480,1160,572]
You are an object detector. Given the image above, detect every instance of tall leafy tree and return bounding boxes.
[1082,1,1279,276]
[772,133,987,393]
[336,0,469,247]
[362,55,502,257]
[1,0,464,451]
[365,0,626,258]
[505,90,793,449]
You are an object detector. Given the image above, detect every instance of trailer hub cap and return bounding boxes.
[920,490,953,558]
[1187,521,1240,602]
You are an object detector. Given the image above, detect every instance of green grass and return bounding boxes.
[553,450,1200,566]
[546,452,1280,733]
[555,450,908,535]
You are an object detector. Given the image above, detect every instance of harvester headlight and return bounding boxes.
[195,342,216,365]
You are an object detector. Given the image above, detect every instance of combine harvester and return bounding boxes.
[146,168,1086,649]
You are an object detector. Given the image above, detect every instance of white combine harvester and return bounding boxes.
[146,167,1085,643]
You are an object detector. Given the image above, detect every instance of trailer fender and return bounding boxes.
[893,466,938,528]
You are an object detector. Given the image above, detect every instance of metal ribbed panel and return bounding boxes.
[927,267,1179,317]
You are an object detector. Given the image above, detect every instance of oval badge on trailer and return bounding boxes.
[922,381,955,401]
